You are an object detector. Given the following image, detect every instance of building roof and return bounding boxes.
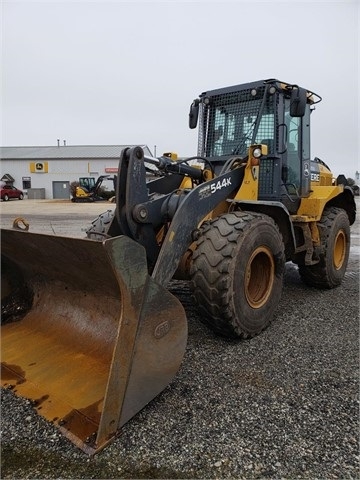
[0,145,153,160]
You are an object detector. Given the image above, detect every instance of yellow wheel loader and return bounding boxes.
[1,79,356,454]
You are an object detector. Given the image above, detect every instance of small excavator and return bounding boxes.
[1,79,356,454]
[71,175,114,202]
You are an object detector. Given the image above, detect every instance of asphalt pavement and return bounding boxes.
[0,198,114,237]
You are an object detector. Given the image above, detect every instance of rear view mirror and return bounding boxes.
[189,99,199,129]
[290,86,307,117]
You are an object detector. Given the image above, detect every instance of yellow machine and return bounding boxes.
[71,175,112,202]
[1,79,356,454]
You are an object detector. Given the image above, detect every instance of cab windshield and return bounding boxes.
[199,87,276,158]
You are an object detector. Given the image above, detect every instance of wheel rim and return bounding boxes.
[333,229,346,270]
[245,246,275,308]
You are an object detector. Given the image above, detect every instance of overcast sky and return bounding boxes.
[2,0,359,178]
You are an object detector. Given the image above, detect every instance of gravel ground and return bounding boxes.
[1,199,359,479]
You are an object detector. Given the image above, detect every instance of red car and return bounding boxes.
[0,185,24,201]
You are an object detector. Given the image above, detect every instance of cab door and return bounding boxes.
[284,99,311,197]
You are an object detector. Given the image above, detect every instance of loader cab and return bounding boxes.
[193,79,320,213]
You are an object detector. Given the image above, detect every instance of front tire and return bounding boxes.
[298,207,350,288]
[191,212,285,338]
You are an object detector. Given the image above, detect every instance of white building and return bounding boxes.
[0,145,153,199]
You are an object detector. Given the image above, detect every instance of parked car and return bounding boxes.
[0,185,24,201]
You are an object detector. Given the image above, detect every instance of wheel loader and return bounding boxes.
[1,79,356,454]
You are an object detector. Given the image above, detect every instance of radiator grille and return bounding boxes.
[258,158,275,196]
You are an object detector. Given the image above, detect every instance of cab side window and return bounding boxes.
[285,101,301,189]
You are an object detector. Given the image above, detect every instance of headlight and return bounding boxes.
[252,147,262,158]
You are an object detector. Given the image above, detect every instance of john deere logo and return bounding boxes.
[30,161,48,173]
[154,320,170,339]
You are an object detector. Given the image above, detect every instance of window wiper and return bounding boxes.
[232,121,256,155]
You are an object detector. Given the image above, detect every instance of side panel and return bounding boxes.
[294,185,346,220]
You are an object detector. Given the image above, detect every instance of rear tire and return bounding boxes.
[190,212,285,338]
[3,194,9,201]
[298,207,350,288]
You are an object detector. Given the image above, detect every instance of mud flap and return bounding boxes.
[1,229,187,454]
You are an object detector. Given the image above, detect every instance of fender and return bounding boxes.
[230,199,297,260]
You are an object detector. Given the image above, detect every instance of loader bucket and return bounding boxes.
[1,229,187,454]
